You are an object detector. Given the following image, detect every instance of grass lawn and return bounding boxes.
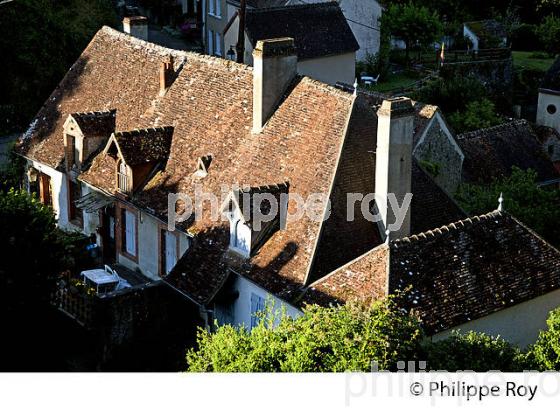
[367,72,420,93]
[512,51,555,72]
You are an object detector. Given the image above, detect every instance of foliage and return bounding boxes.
[0,148,25,192]
[448,98,503,133]
[186,299,424,372]
[511,24,542,52]
[419,160,441,178]
[411,76,486,115]
[455,167,560,246]
[528,307,560,370]
[535,15,560,57]
[380,2,443,62]
[425,331,526,371]
[0,0,118,133]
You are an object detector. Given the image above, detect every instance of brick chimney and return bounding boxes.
[375,97,415,240]
[123,16,148,41]
[252,38,297,133]
[160,55,174,95]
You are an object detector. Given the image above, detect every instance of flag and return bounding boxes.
[440,43,445,65]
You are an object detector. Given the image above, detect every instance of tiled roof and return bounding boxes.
[19,26,466,306]
[304,211,560,334]
[112,127,174,166]
[541,56,560,92]
[245,3,359,60]
[458,120,559,184]
[70,110,116,138]
[228,0,288,8]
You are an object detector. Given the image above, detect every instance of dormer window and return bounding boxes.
[194,154,213,178]
[222,183,290,258]
[117,161,130,193]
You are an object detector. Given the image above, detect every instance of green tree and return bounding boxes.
[448,98,503,133]
[528,307,560,370]
[186,299,424,372]
[455,167,560,246]
[0,0,118,133]
[535,15,560,57]
[425,331,527,371]
[380,2,443,62]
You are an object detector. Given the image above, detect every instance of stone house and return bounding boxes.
[223,2,359,85]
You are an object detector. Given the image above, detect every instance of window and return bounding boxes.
[117,161,129,193]
[233,219,251,257]
[547,104,557,115]
[38,173,52,207]
[250,293,265,329]
[215,0,221,18]
[67,135,80,169]
[207,29,214,55]
[215,32,222,56]
[68,180,83,226]
[208,0,215,15]
[121,209,137,258]
[160,229,178,276]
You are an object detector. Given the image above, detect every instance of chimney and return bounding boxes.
[375,97,415,240]
[159,55,174,95]
[252,38,297,133]
[123,16,148,41]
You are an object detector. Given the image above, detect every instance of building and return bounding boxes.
[537,57,560,135]
[463,20,507,50]
[287,0,382,61]
[303,210,560,348]
[223,2,359,85]
[457,120,560,186]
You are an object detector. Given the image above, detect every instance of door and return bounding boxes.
[101,207,116,264]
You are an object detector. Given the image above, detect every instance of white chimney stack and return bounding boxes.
[123,16,148,41]
[375,97,415,240]
[252,38,297,133]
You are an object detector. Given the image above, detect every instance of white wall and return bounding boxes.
[215,274,302,329]
[463,25,479,50]
[537,92,560,134]
[432,288,560,348]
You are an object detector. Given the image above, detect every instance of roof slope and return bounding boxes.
[112,127,173,165]
[458,120,559,184]
[304,211,560,335]
[541,56,560,92]
[245,3,359,60]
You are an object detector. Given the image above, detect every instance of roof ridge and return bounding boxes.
[114,126,174,137]
[247,2,339,13]
[72,110,115,118]
[393,210,503,245]
[457,119,530,140]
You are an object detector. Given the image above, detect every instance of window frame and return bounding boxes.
[119,205,138,262]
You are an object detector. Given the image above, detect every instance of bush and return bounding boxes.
[528,308,560,370]
[425,331,527,371]
[536,15,560,57]
[186,299,424,372]
[448,98,504,133]
[511,24,542,52]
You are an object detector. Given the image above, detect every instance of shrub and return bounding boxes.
[448,98,503,133]
[511,24,542,51]
[536,15,560,57]
[528,307,560,370]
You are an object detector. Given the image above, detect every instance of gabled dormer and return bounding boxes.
[63,110,116,172]
[194,154,213,179]
[103,126,174,195]
[222,183,290,258]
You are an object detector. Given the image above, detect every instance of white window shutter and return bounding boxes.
[165,231,177,274]
[125,210,136,256]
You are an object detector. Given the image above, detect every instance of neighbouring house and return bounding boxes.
[223,2,359,85]
[537,57,560,135]
[303,210,560,348]
[287,0,382,61]
[535,126,560,173]
[457,120,560,187]
[463,20,507,50]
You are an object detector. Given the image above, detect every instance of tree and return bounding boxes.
[186,299,424,372]
[535,15,560,57]
[380,2,443,62]
[448,98,503,133]
[425,331,526,371]
[0,0,118,134]
[528,307,560,370]
[455,167,560,247]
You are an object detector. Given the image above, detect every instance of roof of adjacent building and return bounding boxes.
[541,56,560,92]
[464,20,507,40]
[303,211,560,334]
[244,3,359,60]
[18,26,465,306]
[458,120,559,184]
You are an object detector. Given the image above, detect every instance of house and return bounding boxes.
[463,20,508,50]
[537,57,560,136]
[286,0,383,61]
[303,210,560,348]
[223,2,359,85]
[535,126,560,173]
[457,120,560,186]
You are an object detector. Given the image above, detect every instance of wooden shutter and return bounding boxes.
[125,210,136,256]
[165,231,177,274]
